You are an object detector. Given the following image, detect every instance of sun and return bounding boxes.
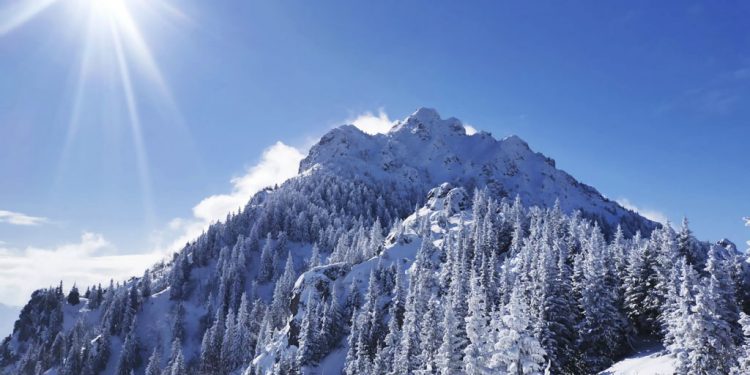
[0,0,189,225]
[89,0,124,16]
[95,0,125,9]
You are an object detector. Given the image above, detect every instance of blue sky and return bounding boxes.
[0,0,748,306]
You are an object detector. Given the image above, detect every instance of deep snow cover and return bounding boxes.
[301,108,656,237]
[601,343,676,375]
[2,108,746,375]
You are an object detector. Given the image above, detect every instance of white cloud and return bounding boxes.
[156,109,481,254]
[193,142,304,223]
[464,124,478,135]
[348,109,395,135]
[155,109,393,255]
[0,233,160,306]
[0,109,422,307]
[347,109,480,136]
[154,141,305,254]
[0,210,47,226]
[616,198,670,225]
[154,109,394,255]
[0,109,483,307]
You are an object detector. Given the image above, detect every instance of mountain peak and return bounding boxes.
[409,107,442,123]
[391,107,469,137]
[301,108,657,237]
[499,134,531,153]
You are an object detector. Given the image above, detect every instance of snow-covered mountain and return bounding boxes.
[301,108,655,237]
[1,108,746,375]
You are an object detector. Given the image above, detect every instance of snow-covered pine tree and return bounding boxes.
[236,293,256,363]
[273,231,289,281]
[732,312,750,374]
[418,295,443,374]
[362,268,386,368]
[706,245,742,342]
[140,270,152,298]
[344,305,363,375]
[90,330,111,372]
[463,270,492,374]
[168,346,186,375]
[435,294,463,375]
[169,253,190,300]
[115,317,140,375]
[576,224,627,372]
[144,348,161,375]
[66,284,80,306]
[222,308,243,372]
[684,281,736,374]
[394,269,426,373]
[489,288,546,375]
[200,309,225,373]
[372,264,404,375]
[172,303,186,343]
[297,291,319,367]
[320,284,345,352]
[538,228,578,374]
[258,233,275,283]
[366,218,385,260]
[269,251,296,329]
[60,344,82,375]
[652,225,679,336]
[308,243,321,269]
[677,217,703,267]
[665,257,699,373]
[624,231,660,335]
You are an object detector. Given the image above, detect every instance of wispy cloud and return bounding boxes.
[154,109,396,255]
[0,210,47,226]
[154,141,305,254]
[464,123,478,135]
[659,66,750,116]
[0,233,160,306]
[193,142,304,223]
[684,87,740,115]
[616,198,669,225]
[1,134,312,305]
[347,109,395,135]
[347,108,479,136]
[1,109,480,306]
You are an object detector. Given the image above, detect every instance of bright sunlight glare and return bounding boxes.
[0,0,191,227]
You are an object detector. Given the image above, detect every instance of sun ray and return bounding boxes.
[2,0,195,226]
[112,2,173,104]
[105,0,187,147]
[54,10,96,187]
[0,0,57,35]
[150,0,192,26]
[110,18,156,227]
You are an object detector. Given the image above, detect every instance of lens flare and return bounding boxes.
[1,0,190,225]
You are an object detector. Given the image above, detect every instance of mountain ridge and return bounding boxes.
[2,108,702,375]
[302,107,657,237]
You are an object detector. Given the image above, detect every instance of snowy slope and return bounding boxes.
[601,344,676,375]
[0,107,667,375]
[302,108,656,237]
[254,183,473,375]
